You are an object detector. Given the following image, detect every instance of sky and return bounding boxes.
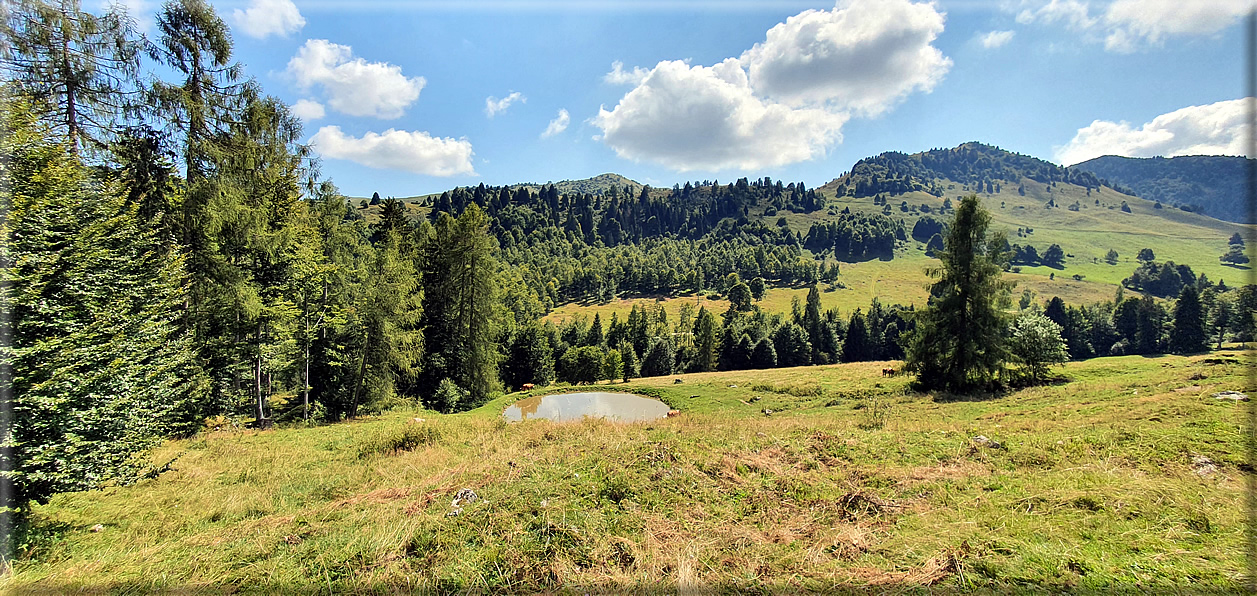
[110,0,1254,198]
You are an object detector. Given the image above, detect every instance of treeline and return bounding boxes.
[835,141,1110,199]
[532,287,914,388]
[417,176,840,305]
[1073,154,1251,223]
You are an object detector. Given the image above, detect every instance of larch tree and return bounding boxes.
[1,0,142,154]
[904,195,1013,392]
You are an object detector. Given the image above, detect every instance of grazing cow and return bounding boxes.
[882,368,897,377]
[667,410,680,418]
[521,383,535,390]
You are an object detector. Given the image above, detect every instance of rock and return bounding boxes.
[90,524,104,533]
[756,432,767,438]
[446,509,461,518]
[540,499,549,508]
[1191,455,1218,476]
[762,409,773,416]
[408,417,425,424]
[666,410,680,417]
[972,435,1002,449]
[451,488,479,507]
[1212,391,1249,401]
[749,396,761,403]
[690,394,700,399]
[728,384,738,388]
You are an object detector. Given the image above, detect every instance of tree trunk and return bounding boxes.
[254,321,265,427]
[349,328,370,419]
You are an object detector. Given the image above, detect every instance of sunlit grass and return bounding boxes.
[7,352,1251,592]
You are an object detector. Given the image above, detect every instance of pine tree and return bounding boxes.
[349,230,423,417]
[692,306,718,372]
[1170,285,1207,354]
[420,204,503,408]
[904,195,1012,391]
[841,309,871,362]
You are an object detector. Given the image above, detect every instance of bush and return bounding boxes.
[360,422,443,457]
[431,379,469,413]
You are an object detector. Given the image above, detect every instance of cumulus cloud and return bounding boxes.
[1013,0,1250,52]
[604,61,650,85]
[1054,98,1250,165]
[287,40,425,119]
[739,0,951,115]
[541,109,570,138]
[979,30,1015,49]
[290,99,325,121]
[593,0,944,171]
[231,0,305,39]
[485,91,525,117]
[594,59,848,172]
[309,126,476,177]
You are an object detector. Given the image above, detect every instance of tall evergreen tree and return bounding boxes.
[904,195,1012,391]
[1170,285,1207,354]
[2,0,142,153]
[4,102,205,511]
[842,309,871,362]
[420,204,503,408]
[691,306,718,372]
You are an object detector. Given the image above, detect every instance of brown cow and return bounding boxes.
[882,368,897,377]
[521,383,535,390]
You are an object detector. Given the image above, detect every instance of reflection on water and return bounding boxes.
[503,392,669,422]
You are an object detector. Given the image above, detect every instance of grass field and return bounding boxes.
[6,351,1252,593]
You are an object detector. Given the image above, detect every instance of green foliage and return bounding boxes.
[1123,260,1196,298]
[558,346,605,384]
[1008,312,1068,383]
[503,323,555,391]
[4,102,206,509]
[429,379,468,414]
[1170,285,1207,354]
[1219,244,1249,265]
[602,349,623,382]
[904,195,1012,392]
[640,339,675,378]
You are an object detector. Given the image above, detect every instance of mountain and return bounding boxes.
[1071,155,1251,224]
[827,141,1107,198]
[520,173,644,197]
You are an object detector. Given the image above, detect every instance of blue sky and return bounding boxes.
[119,0,1253,198]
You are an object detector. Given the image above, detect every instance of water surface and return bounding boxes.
[503,392,669,422]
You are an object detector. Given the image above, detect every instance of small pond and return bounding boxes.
[502,392,670,423]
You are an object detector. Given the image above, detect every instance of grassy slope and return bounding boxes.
[8,352,1250,592]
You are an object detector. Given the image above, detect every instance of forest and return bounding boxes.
[3,0,1256,526]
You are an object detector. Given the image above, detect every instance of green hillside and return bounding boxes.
[819,143,1250,289]
[1073,154,1251,224]
[352,143,1250,324]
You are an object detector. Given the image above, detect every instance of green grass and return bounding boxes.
[6,352,1252,592]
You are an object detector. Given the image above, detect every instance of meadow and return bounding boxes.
[6,352,1251,593]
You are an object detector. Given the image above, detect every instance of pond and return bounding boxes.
[502,392,671,423]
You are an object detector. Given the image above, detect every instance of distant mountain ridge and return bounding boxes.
[1071,155,1251,224]
[827,141,1109,198]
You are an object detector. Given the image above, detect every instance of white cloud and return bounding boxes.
[1054,98,1250,165]
[739,0,951,116]
[604,61,650,85]
[979,30,1015,49]
[593,0,945,171]
[289,99,325,121]
[1012,0,1251,52]
[593,59,848,172]
[485,91,525,118]
[309,126,476,177]
[541,109,570,138]
[1015,0,1096,29]
[1102,0,1251,52]
[231,0,305,39]
[286,39,425,119]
